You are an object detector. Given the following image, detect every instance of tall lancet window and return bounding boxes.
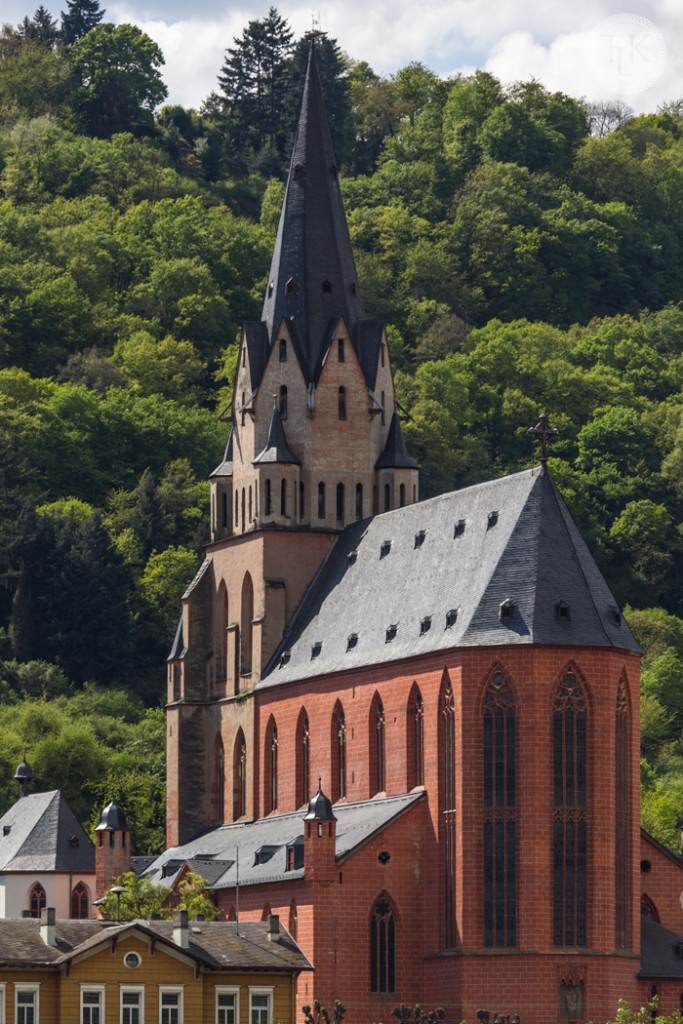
[408,685,424,789]
[233,729,247,820]
[214,736,224,823]
[553,670,587,947]
[441,677,456,948]
[483,668,516,947]
[616,673,630,950]
[296,709,310,807]
[265,717,278,814]
[332,702,346,801]
[370,694,385,795]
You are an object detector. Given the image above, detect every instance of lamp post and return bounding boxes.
[110,885,126,923]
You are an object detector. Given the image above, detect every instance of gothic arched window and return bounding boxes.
[240,573,254,679]
[215,582,228,689]
[265,478,272,515]
[279,385,288,419]
[370,896,396,994]
[336,483,345,524]
[483,668,516,947]
[214,736,225,823]
[616,673,630,950]
[441,677,456,948]
[318,482,326,520]
[332,702,346,801]
[265,717,278,815]
[370,694,385,795]
[296,710,310,807]
[553,670,588,947]
[233,729,247,820]
[356,483,363,520]
[71,881,89,919]
[338,387,347,420]
[384,483,391,512]
[289,899,298,940]
[29,882,46,918]
[407,685,424,789]
[280,478,287,517]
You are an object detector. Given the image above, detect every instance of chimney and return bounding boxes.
[267,914,280,942]
[173,909,189,949]
[40,907,56,947]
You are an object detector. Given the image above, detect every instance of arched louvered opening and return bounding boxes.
[233,728,247,820]
[213,735,225,823]
[331,701,347,801]
[265,716,278,815]
[407,683,424,789]
[240,573,254,678]
[369,693,386,796]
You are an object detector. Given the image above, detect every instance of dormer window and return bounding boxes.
[293,162,303,178]
[420,616,431,635]
[454,519,465,538]
[610,606,622,626]
[347,634,358,651]
[347,550,357,565]
[414,530,426,548]
[286,277,295,294]
[488,510,499,529]
[311,641,322,660]
[279,338,287,362]
[322,279,332,294]
[500,599,516,622]
[446,608,458,628]
[556,601,571,622]
[385,624,397,643]
[279,650,291,668]
[268,281,274,296]
[380,540,391,559]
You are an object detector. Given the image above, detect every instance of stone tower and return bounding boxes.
[167,43,418,846]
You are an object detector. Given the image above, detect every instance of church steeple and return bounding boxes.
[261,42,365,380]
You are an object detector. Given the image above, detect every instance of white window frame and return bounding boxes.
[120,986,145,1024]
[215,986,240,1024]
[80,985,105,1024]
[15,984,39,1024]
[0,984,6,1024]
[159,986,183,1024]
[249,987,273,1024]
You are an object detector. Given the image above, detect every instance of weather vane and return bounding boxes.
[307,14,322,38]
[527,412,557,470]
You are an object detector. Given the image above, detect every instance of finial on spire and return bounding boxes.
[307,13,322,38]
[527,412,558,470]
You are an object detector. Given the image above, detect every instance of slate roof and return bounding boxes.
[260,467,640,687]
[0,791,94,873]
[253,405,301,465]
[260,44,366,380]
[375,412,419,469]
[639,915,683,978]
[210,430,234,479]
[0,918,311,973]
[145,791,424,889]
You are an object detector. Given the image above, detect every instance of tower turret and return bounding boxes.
[95,798,131,900]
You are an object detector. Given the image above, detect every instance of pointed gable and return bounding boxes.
[261,44,365,380]
[376,412,419,469]
[0,791,94,873]
[253,405,300,465]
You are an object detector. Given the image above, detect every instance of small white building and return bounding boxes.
[0,761,95,919]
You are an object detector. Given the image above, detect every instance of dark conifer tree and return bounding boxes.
[217,6,293,173]
[18,6,59,47]
[60,0,105,45]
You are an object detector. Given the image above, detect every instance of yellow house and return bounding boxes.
[0,909,312,1024]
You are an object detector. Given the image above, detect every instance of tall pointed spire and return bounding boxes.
[261,42,366,380]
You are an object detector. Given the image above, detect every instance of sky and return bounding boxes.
[5,0,682,113]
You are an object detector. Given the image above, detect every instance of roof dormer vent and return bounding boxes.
[500,598,516,622]
[446,609,458,628]
[347,634,358,651]
[420,616,432,635]
[454,520,466,538]
[311,641,322,660]
[487,510,499,529]
[414,530,426,548]
[385,624,397,643]
[279,650,291,669]
[380,540,391,559]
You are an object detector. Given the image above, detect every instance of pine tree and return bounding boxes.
[60,0,105,46]
[18,6,59,47]
[217,6,293,172]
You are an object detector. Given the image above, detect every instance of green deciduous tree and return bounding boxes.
[71,23,167,136]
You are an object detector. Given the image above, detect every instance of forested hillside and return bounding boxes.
[2,2,683,853]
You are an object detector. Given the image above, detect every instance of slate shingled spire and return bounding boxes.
[261,41,365,380]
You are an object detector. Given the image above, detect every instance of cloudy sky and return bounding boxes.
[5,0,681,113]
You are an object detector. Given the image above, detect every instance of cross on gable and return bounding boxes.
[527,412,558,467]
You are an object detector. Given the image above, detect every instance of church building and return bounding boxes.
[157,43,683,1024]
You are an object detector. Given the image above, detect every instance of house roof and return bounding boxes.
[210,430,234,479]
[145,791,424,890]
[375,411,418,470]
[0,791,94,874]
[260,467,641,687]
[0,918,311,974]
[260,44,366,381]
[639,915,683,978]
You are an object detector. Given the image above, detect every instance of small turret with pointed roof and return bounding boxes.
[95,798,131,902]
[14,758,32,799]
[254,402,301,465]
[303,781,336,884]
[304,781,336,821]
